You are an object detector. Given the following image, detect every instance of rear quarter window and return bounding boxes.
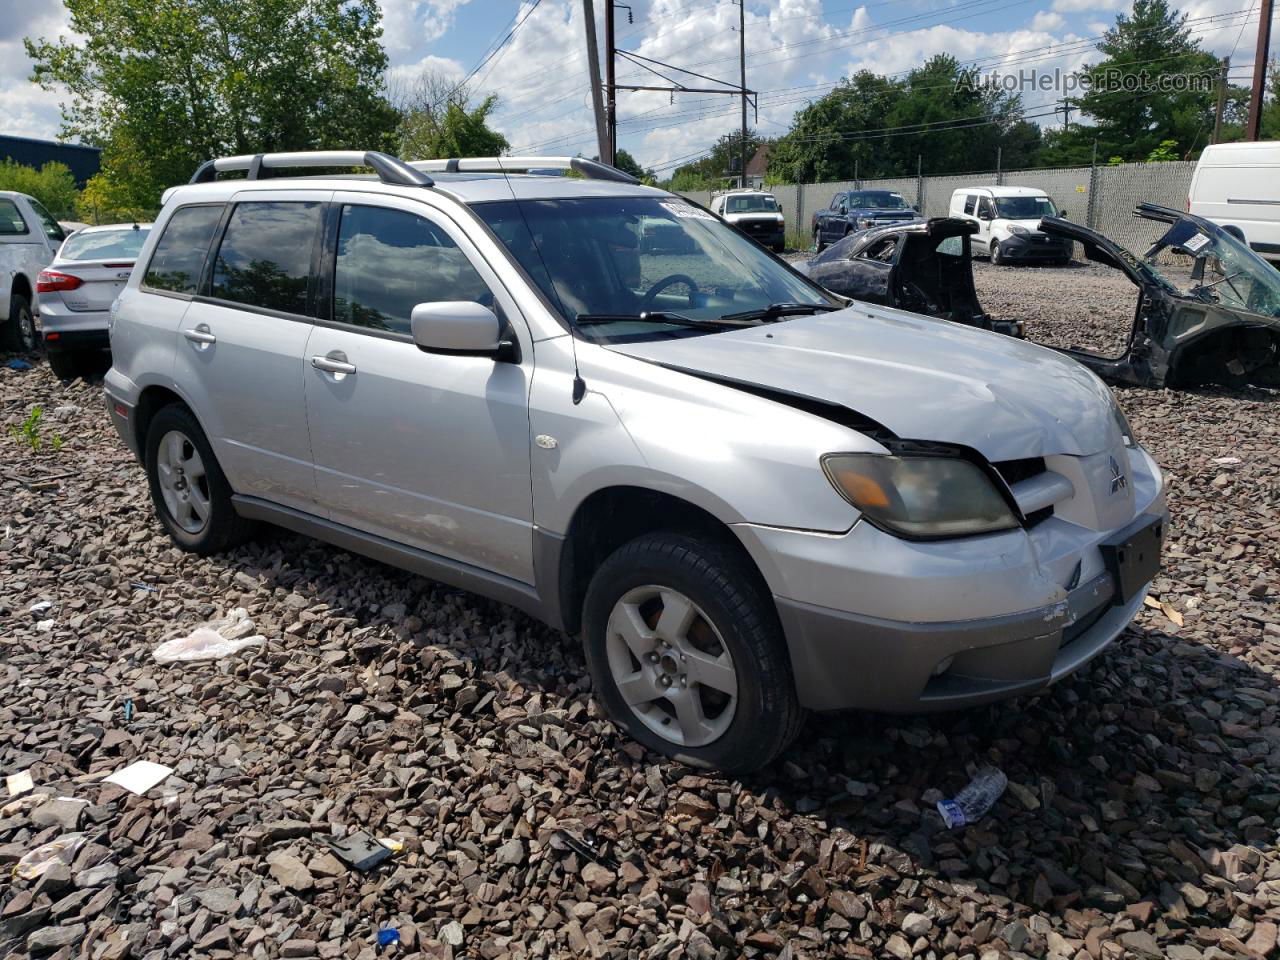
[0,199,29,235]
[143,205,225,295]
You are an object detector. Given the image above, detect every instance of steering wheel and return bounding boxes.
[639,273,699,313]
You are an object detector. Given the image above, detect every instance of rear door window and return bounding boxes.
[143,205,225,296]
[331,204,494,335]
[963,195,976,215]
[211,201,321,315]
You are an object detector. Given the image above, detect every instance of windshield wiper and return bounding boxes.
[718,302,843,324]
[575,312,735,331]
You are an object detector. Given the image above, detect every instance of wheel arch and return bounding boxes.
[11,271,32,304]
[553,485,774,636]
[134,384,205,459]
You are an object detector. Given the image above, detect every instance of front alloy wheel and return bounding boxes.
[604,585,738,748]
[583,532,805,773]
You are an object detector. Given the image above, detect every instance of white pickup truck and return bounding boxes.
[0,191,66,352]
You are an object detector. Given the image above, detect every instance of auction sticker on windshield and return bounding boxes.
[1182,232,1211,253]
[660,201,715,221]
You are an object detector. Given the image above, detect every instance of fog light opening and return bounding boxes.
[933,655,956,677]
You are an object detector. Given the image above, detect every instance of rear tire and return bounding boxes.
[145,404,256,555]
[582,532,805,774]
[47,349,89,381]
[1,294,37,353]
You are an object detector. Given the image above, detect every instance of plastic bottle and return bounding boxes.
[936,767,1008,829]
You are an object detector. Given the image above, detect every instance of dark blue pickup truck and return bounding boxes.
[812,189,920,250]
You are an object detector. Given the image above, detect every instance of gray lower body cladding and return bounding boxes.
[777,568,1145,712]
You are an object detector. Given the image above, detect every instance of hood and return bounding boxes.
[607,307,1118,462]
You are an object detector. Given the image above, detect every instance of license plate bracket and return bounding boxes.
[1099,513,1164,604]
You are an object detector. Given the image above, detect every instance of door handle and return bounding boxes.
[311,355,357,375]
[183,327,216,345]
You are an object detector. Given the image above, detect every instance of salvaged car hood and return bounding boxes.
[608,307,1119,461]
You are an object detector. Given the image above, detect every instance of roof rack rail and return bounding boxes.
[188,150,433,187]
[407,156,639,185]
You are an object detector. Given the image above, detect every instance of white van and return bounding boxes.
[1189,142,1280,263]
[949,186,1072,266]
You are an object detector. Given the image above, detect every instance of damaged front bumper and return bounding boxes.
[733,445,1167,712]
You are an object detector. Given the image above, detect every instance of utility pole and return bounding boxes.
[1213,56,1230,144]
[738,0,748,189]
[1246,0,1274,140]
[605,0,617,159]
[581,0,609,165]
[582,0,611,164]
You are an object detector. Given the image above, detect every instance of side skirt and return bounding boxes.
[231,495,561,630]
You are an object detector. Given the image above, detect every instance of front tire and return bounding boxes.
[813,229,825,253]
[145,404,255,554]
[990,240,1005,265]
[1,294,37,353]
[582,532,805,774]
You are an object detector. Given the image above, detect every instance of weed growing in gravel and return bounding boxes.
[8,405,62,454]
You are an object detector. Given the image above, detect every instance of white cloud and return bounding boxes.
[1050,0,1126,13]
[1032,10,1066,31]
[0,0,79,142]
[377,0,474,52]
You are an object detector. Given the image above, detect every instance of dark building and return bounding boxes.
[0,135,102,187]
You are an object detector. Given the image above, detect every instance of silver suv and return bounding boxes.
[105,151,1167,773]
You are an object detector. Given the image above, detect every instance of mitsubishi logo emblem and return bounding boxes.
[1108,456,1127,494]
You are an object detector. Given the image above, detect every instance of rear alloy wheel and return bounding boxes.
[583,532,805,773]
[145,404,255,554]
[1,293,37,353]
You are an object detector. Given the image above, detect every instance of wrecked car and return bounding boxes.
[1038,205,1280,388]
[797,217,1024,337]
[800,205,1280,389]
[109,150,1166,775]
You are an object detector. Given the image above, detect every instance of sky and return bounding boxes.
[0,0,1268,176]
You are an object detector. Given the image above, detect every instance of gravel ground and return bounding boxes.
[2,321,1279,960]
[971,260,1136,360]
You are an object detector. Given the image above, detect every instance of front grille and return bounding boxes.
[993,457,1053,527]
[994,457,1046,486]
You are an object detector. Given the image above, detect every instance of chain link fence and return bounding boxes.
[679,159,1198,255]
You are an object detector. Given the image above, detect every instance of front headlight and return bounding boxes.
[857,217,874,229]
[1008,224,1029,236]
[822,454,1019,539]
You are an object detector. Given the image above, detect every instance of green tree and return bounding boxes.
[1262,58,1280,139]
[766,56,1037,182]
[26,0,400,209]
[394,69,509,160]
[663,130,767,190]
[1048,0,1221,163]
[0,160,79,216]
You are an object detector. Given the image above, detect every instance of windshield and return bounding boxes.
[473,196,833,341]
[848,191,910,210]
[994,196,1057,220]
[725,194,778,213]
[59,227,151,261]
[1152,217,1280,317]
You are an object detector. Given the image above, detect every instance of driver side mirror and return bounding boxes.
[410,301,517,362]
